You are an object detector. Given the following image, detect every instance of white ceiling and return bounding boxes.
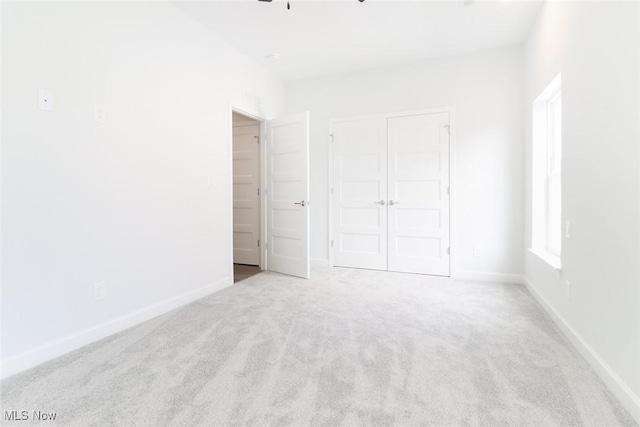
[175,0,543,81]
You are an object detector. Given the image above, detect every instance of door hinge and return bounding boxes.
[447,247,450,255]
[330,134,334,143]
[446,186,450,195]
[255,136,260,144]
[331,240,334,248]
[257,188,260,196]
[257,239,260,247]
[330,187,334,195]
[444,124,450,134]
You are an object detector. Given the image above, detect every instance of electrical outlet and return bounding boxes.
[565,280,571,299]
[473,247,481,257]
[93,282,106,301]
[38,90,54,111]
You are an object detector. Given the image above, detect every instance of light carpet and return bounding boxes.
[1,267,636,426]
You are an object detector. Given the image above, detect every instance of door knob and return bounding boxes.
[374,200,386,205]
[294,201,307,207]
[389,200,399,205]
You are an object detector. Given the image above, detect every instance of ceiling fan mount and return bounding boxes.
[258,0,365,10]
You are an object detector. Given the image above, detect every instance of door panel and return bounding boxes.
[332,118,388,270]
[266,112,310,279]
[387,113,450,276]
[233,124,260,265]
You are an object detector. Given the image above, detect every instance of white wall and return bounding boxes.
[523,1,640,420]
[285,47,525,281]
[1,2,283,377]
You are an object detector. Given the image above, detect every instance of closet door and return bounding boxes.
[332,118,388,270]
[387,113,450,276]
[233,123,261,266]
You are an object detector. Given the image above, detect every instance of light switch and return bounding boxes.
[94,104,106,123]
[38,90,54,111]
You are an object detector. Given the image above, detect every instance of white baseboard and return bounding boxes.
[453,270,525,284]
[524,278,640,424]
[0,277,232,380]
[311,258,329,268]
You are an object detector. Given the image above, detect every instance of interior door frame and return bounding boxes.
[328,107,457,277]
[229,105,268,281]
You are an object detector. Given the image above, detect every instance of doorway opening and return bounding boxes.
[229,108,311,281]
[232,111,263,282]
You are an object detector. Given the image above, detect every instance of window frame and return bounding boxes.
[531,74,562,271]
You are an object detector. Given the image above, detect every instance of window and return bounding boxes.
[532,74,562,269]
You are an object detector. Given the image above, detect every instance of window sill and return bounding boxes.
[529,248,562,276]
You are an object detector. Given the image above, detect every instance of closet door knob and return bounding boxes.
[389,200,399,205]
[373,200,386,205]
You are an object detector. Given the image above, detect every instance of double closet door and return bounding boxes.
[331,112,450,276]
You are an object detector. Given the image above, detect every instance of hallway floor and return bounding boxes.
[233,264,261,283]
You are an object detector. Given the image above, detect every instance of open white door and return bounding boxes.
[266,112,310,279]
